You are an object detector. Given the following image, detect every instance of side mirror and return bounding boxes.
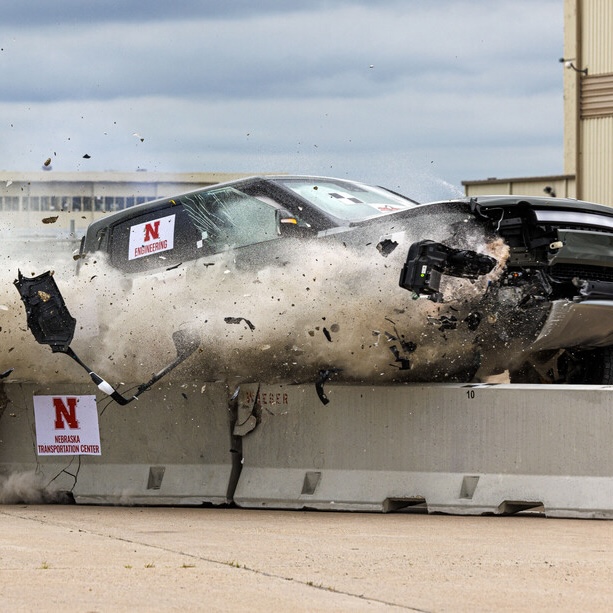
[275,209,312,236]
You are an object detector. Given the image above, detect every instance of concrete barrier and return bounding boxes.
[0,381,234,505]
[5,377,613,518]
[233,383,613,518]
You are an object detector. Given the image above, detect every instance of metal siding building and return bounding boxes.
[576,0,613,204]
[582,117,613,203]
[465,0,613,206]
[581,0,613,75]
[462,175,575,199]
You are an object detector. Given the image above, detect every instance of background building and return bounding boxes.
[0,171,254,237]
[4,0,611,240]
[464,0,613,205]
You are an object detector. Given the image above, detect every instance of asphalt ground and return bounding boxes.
[1,505,612,612]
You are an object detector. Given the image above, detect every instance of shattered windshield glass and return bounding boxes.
[276,178,416,222]
[181,187,279,249]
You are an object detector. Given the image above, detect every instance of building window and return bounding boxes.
[37,196,62,210]
[4,196,19,211]
[108,197,126,211]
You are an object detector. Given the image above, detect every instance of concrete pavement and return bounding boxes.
[1,505,613,612]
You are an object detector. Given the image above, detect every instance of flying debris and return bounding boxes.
[464,312,482,331]
[224,317,256,331]
[399,240,497,303]
[389,345,411,370]
[14,270,201,406]
[315,368,341,405]
[376,238,398,257]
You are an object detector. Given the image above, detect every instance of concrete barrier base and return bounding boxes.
[235,469,613,519]
[233,383,613,518]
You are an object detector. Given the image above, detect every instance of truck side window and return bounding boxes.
[182,187,278,252]
[107,187,280,273]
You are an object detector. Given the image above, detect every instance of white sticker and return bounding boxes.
[33,395,101,455]
[128,215,176,260]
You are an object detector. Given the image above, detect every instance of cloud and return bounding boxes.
[0,0,411,28]
[1,3,561,102]
[0,0,564,199]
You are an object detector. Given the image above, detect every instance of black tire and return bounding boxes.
[560,346,613,385]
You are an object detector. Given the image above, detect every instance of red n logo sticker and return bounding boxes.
[144,220,161,242]
[53,397,79,429]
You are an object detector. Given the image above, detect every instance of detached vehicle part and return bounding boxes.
[399,240,497,301]
[14,270,200,405]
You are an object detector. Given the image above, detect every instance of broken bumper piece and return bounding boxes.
[14,269,201,406]
[399,240,497,301]
[14,270,76,352]
[574,278,613,301]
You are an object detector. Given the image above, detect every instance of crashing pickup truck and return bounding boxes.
[15,176,613,392]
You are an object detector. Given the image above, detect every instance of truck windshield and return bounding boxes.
[276,178,416,222]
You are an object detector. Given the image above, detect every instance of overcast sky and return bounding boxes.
[0,0,563,201]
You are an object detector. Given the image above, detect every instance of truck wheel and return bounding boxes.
[561,346,613,385]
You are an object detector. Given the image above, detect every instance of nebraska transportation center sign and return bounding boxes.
[33,395,101,456]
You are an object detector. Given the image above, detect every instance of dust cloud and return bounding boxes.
[0,470,72,504]
[0,212,520,390]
